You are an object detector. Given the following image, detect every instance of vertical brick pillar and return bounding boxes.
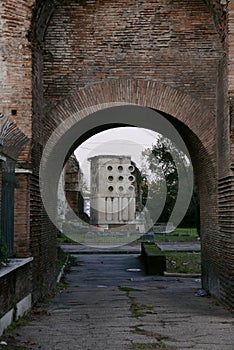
[228,1,234,95]
[214,2,234,308]
[14,170,32,257]
[0,157,4,224]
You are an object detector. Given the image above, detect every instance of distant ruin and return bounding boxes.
[88,155,152,233]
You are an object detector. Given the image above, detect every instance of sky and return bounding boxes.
[75,126,160,188]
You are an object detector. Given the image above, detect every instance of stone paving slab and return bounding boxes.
[60,243,141,254]
[60,242,200,254]
[1,254,233,350]
[157,242,201,252]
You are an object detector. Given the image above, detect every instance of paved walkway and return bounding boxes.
[60,241,200,254]
[2,253,233,350]
[156,242,201,252]
[60,243,141,254]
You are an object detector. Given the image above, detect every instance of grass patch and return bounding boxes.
[153,228,199,242]
[130,302,146,318]
[55,280,68,292]
[118,286,142,293]
[133,325,145,333]
[118,285,154,318]
[130,301,154,318]
[61,232,141,245]
[142,244,165,256]
[5,318,28,332]
[166,251,201,274]
[56,246,68,272]
[57,227,199,245]
[132,326,169,341]
[57,233,76,244]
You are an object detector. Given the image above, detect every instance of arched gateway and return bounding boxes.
[0,1,233,331]
[41,78,220,300]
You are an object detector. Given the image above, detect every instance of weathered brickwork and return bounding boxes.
[29,171,57,303]
[227,1,234,94]
[0,0,233,314]
[204,0,227,43]
[64,155,85,220]
[39,0,233,308]
[43,79,224,300]
[0,262,32,319]
[0,0,58,306]
[14,173,31,258]
[218,176,234,308]
[43,0,223,113]
[0,0,34,139]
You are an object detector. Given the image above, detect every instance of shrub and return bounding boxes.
[0,236,9,266]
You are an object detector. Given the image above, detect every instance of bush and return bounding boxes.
[0,236,9,266]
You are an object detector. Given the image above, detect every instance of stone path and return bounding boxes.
[60,241,200,254]
[1,254,233,350]
[60,243,141,254]
[156,242,201,252]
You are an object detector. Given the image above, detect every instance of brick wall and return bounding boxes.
[0,0,33,139]
[14,173,31,258]
[227,1,234,95]
[0,261,32,321]
[0,0,58,303]
[29,170,57,303]
[0,0,233,309]
[37,0,233,308]
[42,79,223,298]
[204,0,227,43]
[43,0,223,112]
[0,264,32,319]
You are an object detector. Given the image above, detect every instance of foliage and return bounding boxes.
[131,161,148,211]
[141,136,198,226]
[0,236,9,266]
[142,243,165,256]
[6,318,28,332]
[56,246,68,272]
[57,233,76,244]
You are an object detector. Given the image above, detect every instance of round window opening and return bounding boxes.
[128,165,134,172]
[118,176,124,181]
[108,176,114,181]
[108,186,114,192]
[129,186,134,191]
[119,186,124,192]
[107,165,113,171]
[118,165,123,172]
[128,175,134,182]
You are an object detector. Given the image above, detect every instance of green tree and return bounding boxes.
[141,136,197,227]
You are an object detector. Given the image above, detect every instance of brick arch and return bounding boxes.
[42,78,219,297]
[44,79,216,199]
[0,116,29,161]
[44,80,216,206]
[45,79,215,157]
